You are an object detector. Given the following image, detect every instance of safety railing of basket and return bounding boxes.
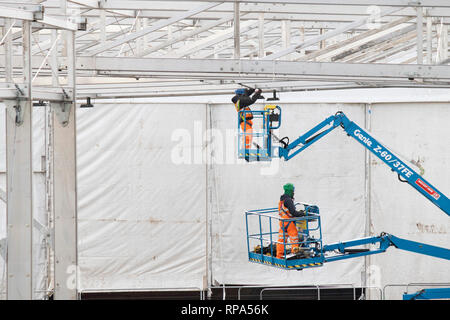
[245,203,322,262]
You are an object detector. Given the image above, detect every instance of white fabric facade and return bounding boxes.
[0,91,449,299]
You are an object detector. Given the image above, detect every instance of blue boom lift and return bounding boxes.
[240,105,450,277]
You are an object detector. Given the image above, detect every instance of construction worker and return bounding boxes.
[276,183,305,259]
[231,87,262,150]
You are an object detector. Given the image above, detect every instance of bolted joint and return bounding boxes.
[12,84,28,126]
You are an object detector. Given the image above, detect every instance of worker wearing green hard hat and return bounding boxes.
[276,183,305,259]
[283,183,295,197]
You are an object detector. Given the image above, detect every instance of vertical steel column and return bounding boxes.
[258,13,264,58]
[363,103,372,299]
[233,1,240,59]
[299,25,305,56]
[51,30,59,86]
[52,28,78,300]
[143,18,149,49]
[426,16,432,64]
[205,103,211,299]
[167,24,173,53]
[436,19,443,63]
[136,16,143,56]
[441,24,448,62]
[282,20,292,60]
[100,6,106,44]
[4,19,12,83]
[6,20,33,300]
[320,28,325,49]
[416,7,423,64]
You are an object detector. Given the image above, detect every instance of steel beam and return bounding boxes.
[262,6,403,60]
[135,0,450,7]
[140,15,236,57]
[85,2,222,56]
[38,14,78,31]
[357,34,417,63]
[298,16,414,62]
[167,20,259,58]
[0,6,35,21]
[194,21,278,59]
[327,22,416,62]
[73,57,450,80]
[41,8,450,21]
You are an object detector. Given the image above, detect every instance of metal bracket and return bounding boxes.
[33,218,54,249]
[53,89,74,127]
[78,17,87,31]
[32,5,44,21]
[54,102,73,127]
[13,84,27,126]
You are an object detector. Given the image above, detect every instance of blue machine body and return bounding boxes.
[403,288,450,300]
[278,112,449,216]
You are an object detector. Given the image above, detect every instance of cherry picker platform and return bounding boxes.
[237,105,281,162]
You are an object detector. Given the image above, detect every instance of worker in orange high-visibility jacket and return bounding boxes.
[231,87,262,150]
[276,183,306,259]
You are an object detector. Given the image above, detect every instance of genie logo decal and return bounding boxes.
[354,128,414,178]
[354,129,373,147]
[416,178,441,200]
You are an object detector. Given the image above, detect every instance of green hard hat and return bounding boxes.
[283,183,295,196]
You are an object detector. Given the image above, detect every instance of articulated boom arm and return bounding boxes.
[322,233,450,263]
[278,112,450,216]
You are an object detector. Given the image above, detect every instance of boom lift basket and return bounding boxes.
[245,203,325,270]
[238,105,281,162]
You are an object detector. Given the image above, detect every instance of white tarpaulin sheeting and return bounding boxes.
[367,103,450,299]
[77,103,207,290]
[208,103,366,286]
[0,91,449,298]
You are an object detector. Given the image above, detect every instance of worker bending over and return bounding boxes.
[277,183,305,259]
[231,87,262,150]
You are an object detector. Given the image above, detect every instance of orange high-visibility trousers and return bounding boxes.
[240,121,253,149]
[276,201,299,259]
[276,219,299,258]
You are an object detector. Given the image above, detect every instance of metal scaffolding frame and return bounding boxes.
[0,0,449,300]
[0,0,448,98]
[1,0,77,300]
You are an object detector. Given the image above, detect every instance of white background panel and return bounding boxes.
[77,103,207,290]
[209,102,367,285]
[368,103,450,299]
[1,95,449,299]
